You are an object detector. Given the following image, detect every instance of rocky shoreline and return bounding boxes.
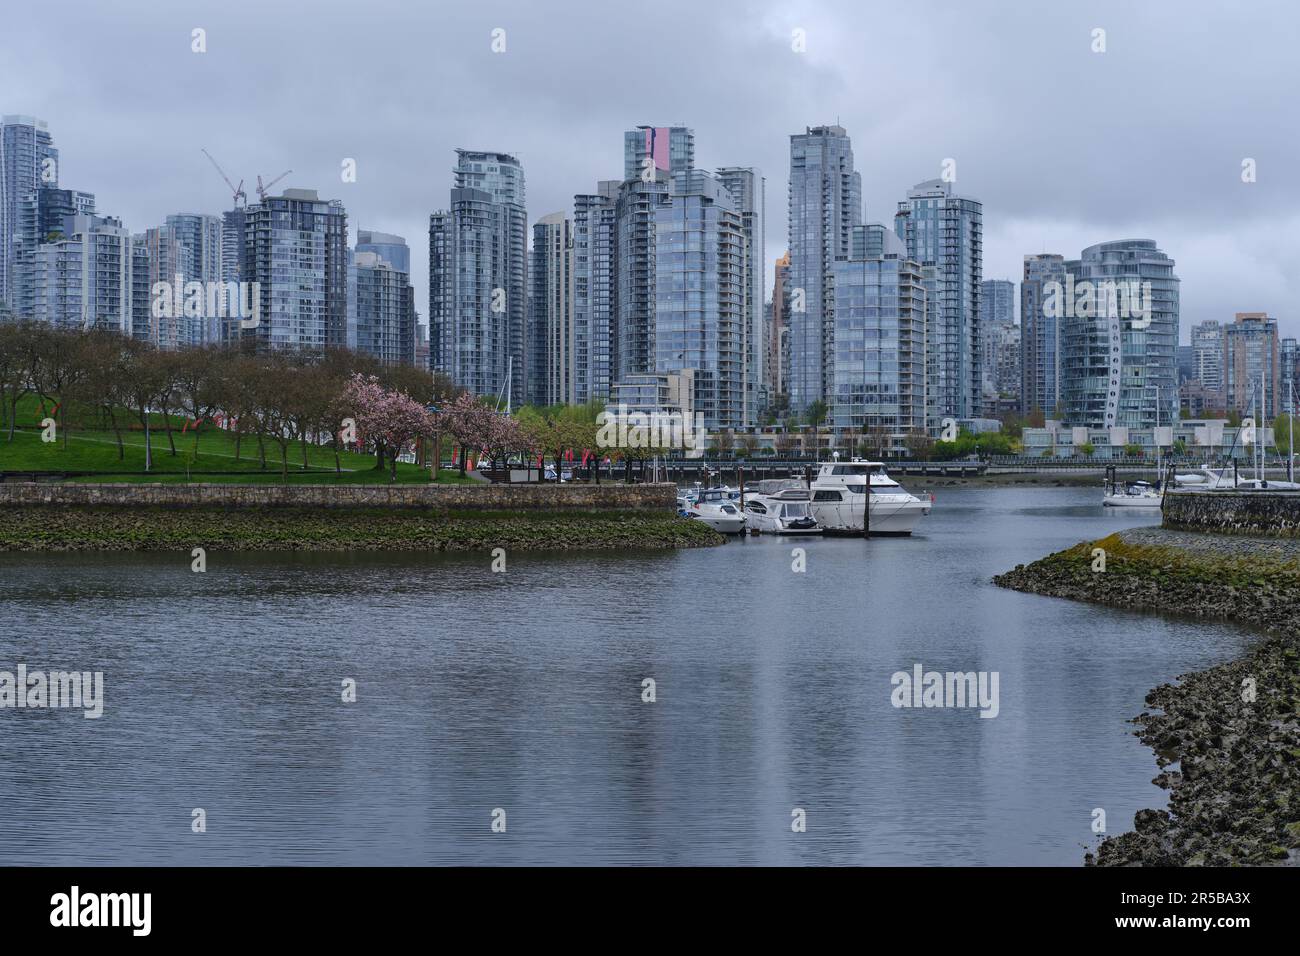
[994,528,1300,866]
[0,505,724,552]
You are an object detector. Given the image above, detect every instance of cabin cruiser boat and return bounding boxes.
[806,460,932,535]
[743,486,820,534]
[685,487,747,534]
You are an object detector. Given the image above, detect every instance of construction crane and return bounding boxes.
[255,170,292,202]
[201,149,246,208]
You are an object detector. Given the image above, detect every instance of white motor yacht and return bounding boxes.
[743,487,820,534]
[806,460,931,535]
[687,487,747,534]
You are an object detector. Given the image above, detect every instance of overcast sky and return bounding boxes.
[4,0,1296,341]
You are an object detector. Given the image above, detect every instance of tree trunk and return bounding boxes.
[107,408,124,460]
[161,403,177,455]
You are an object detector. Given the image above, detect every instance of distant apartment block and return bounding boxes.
[243,188,349,351]
[895,179,983,423]
[0,115,59,308]
[1021,253,1067,417]
[429,150,527,402]
[787,124,862,413]
[529,212,574,405]
[1059,239,1179,429]
[1223,312,1280,419]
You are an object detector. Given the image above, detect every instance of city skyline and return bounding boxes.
[2,0,1295,344]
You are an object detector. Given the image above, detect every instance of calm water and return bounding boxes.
[0,485,1254,865]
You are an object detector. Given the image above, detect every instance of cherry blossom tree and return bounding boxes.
[438,393,499,477]
[342,373,435,481]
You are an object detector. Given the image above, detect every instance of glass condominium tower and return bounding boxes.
[1020,254,1067,417]
[623,126,694,183]
[715,166,765,424]
[787,125,861,414]
[894,179,983,423]
[350,250,416,367]
[1060,239,1179,429]
[529,212,575,406]
[571,181,619,404]
[356,229,411,275]
[830,230,928,437]
[653,171,747,429]
[0,115,59,310]
[242,188,349,351]
[164,213,223,344]
[429,149,527,402]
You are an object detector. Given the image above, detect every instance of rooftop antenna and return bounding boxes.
[201,149,246,208]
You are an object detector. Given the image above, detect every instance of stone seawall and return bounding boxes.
[1162,489,1300,536]
[0,481,676,512]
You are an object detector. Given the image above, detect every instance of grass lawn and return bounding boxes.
[0,394,475,484]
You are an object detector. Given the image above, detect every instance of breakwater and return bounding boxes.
[994,527,1300,866]
[0,481,721,552]
[1162,489,1300,537]
[0,480,677,511]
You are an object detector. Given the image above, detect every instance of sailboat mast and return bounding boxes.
[1156,384,1161,485]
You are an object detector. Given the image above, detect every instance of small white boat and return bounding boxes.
[808,460,932,535]
[743,487,820,534]
[1221,477,1300,491]
[1171,465,1300,492]
[688,488,747,534]
[1103,479,1163,508]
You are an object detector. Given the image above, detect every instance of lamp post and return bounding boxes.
[425,404,441,481]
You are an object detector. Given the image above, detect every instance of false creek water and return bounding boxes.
[0,485,1255,865]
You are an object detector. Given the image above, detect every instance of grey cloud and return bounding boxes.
[3,0,1295,336]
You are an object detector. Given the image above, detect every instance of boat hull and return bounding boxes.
[1102,494,1162,508]
[811,495,930,535]
[691,513,746,534]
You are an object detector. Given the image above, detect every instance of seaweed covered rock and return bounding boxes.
[996,529,1300,867]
